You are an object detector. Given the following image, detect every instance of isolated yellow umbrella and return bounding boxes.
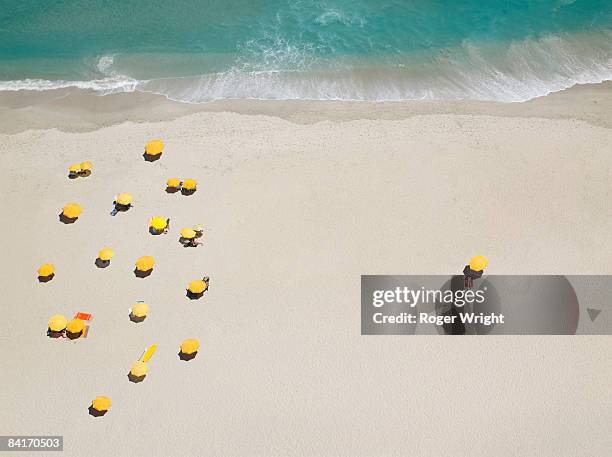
[182,179,197,190]
[68,163,80,173]
[98,248,114,261]
[469,255,489,272]
[145,140,164,155]
[48,315,67,332]
[66,318,85,334]
[62,203,82,219]
[188,279,208,294]
[180,228,196,239]
[91,396,111,412]
[132,302,149,318]
[135,256,155,272]
[180,339,199,355]
[149,217,167,231]
[38,263,55,277]
[167,177,181,188]
[116,193,133,206]
[130,361,148,377]
[80,161,93,171]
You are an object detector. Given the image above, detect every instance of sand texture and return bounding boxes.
[0,85,611,456]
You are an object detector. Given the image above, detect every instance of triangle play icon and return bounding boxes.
[587,308,602,322]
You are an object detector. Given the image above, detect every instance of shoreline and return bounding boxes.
[1,81,611,134]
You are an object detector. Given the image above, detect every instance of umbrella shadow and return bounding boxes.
[66,330,83,340]
[78,170,91,177]
[134,268,153,278]
[149,227,164,235]
[143,152,161,162]
[68,173,78,180]
[129,313,146,323]
[180,188,196,196]
[434,275,474,335]
[178,351,197,361]
[47,329,64,338]
[59,213,78,224]
[88,406,107,417]
[95,258,110,268]
[114,203,131,212]
[38,274,54,283]
[165,186,180,194]
[127,372,146,383]
[180,238,200,248]
[186,290,204,300]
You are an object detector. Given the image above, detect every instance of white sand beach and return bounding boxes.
[0,84,611,456]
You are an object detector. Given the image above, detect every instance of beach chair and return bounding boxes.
[74,312,93,338]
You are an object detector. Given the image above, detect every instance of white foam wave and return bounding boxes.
[1,31,611,103]
[96,54,116,75]
[0,76,140,94]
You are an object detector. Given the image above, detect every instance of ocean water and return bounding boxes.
[0,0,611,102]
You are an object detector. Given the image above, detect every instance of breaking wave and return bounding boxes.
[1,32,611,103]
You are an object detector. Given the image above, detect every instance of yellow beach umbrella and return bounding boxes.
[145,140,164,155]
[469,255,489,272]
[38,263,55,277]
[80,161,93,171]
[135,256,155,272]
[132,302,149,318]
[182,179,197,190]
[149,217,167,231]
[48,314,67,332]
[167,177,181,188]
[180,228,196,239]
[188,279,208,294]
[68,163,80,173]
[66,318,85,334]
[62,203,82,219]
[180,339,200,355]
[130,361,148,377]
[91,396,111,412]
[98,248,114,261]
[116,193,133,206]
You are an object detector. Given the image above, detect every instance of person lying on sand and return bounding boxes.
[164,218,171,234]
[184,238,202,248]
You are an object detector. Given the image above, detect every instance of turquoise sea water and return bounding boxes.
[0,0,611,101]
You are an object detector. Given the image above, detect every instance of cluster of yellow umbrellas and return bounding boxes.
[68,161,92,178]
[47,314,85,338]
[166,177,197,194]
[50,139,206,416]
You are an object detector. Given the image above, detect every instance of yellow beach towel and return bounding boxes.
[141,344,157,362]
